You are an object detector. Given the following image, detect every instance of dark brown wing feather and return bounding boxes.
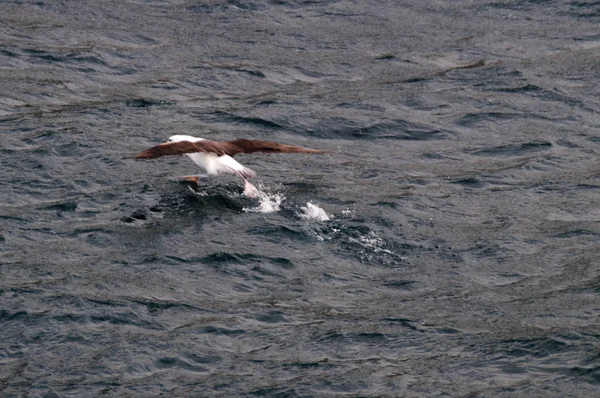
[223,139,327,157]
[135,140,231,159]
[135,139,326,160]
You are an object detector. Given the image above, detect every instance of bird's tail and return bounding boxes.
[236,166,256,180]
[217,162,256,180]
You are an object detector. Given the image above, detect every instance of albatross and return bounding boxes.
[135,134,326,194]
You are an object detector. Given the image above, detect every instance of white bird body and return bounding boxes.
[169,135,256,179]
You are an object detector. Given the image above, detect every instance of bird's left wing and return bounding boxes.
[223,139,327,157]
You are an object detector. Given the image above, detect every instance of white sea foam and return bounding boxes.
[348,230,393,254]
[242,181,284,214]
[299,202,330,221]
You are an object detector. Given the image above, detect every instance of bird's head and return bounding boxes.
[167,134,199,143]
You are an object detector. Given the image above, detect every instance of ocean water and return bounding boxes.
[1,0,599,396]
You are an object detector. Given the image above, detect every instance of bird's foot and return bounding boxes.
[178,174,208,184]
[243,179,260,198]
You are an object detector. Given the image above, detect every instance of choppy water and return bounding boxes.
[1,0,599,396]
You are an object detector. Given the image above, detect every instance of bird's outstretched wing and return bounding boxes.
[135,139,326,159]
[135,140,230,159]
[224,139,327,156]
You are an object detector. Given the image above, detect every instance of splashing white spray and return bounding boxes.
[299,202,330,221]
[242,181,285,214]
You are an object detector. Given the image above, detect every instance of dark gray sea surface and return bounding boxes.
[1,0,599,396]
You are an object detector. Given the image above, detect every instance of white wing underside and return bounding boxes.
[186,153,256,180]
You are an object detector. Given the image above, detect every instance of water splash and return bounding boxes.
[242,181,285,214]
[299,202,330,221]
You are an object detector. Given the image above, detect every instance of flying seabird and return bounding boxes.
[135,134,326,193]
